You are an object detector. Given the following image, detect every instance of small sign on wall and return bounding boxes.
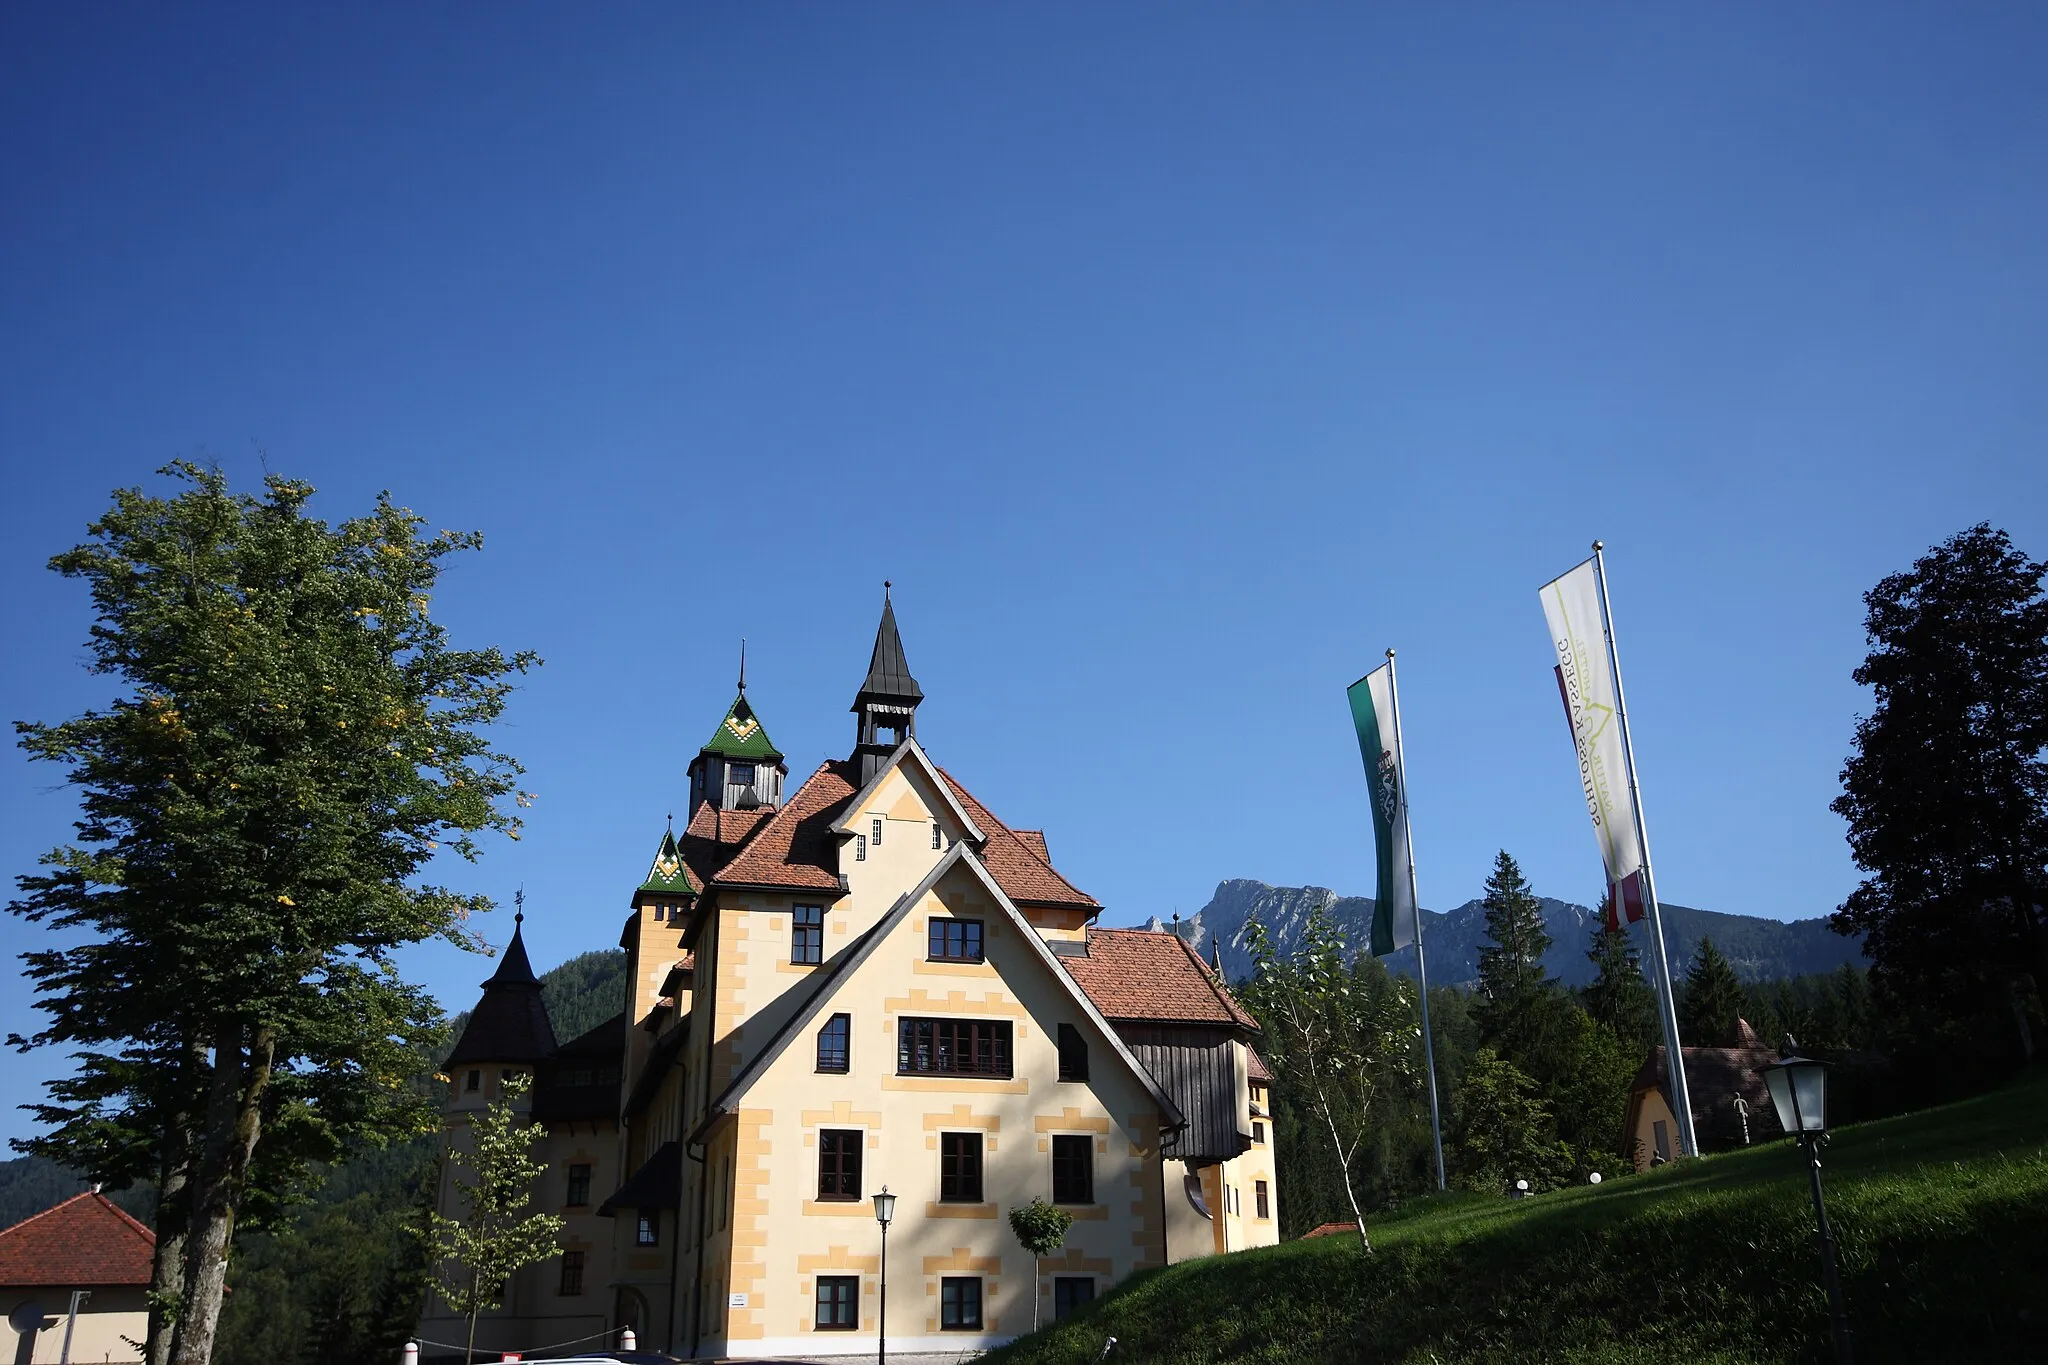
[728,1292,748,1308]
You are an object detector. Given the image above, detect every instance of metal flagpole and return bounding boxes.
[1384,648,1447,1190]
[1590,541,1699,1158]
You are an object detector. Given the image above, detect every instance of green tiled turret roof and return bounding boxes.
[637,826,701,897]
[701,693,782,761]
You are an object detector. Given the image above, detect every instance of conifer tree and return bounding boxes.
[1678,937,1744,1047]
[1583,918,1658,1056]
[1475,851,1552,1040]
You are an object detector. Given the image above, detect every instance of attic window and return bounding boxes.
[932,822,942,850]
[929,919,983,963]
[855,834,867,862]
[1057,1023,1089,1082]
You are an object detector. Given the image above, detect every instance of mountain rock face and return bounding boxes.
[1147,879,1863,989]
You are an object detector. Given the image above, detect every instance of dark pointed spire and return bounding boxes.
[737,638,747,695]
[855,581,922,706]
[447,903,556,1066]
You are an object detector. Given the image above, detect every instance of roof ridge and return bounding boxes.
[0,1189,155,1250]
[1174,931,1257,1028]
[934,765,1098,909]
[94,1191,156,1244]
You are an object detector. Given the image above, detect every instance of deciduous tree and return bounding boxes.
[1832,523,2048,1060]
[429,1074,564,1365]
[1241,903,1416,1251]
[9,464,536,1365]
[1008,1197,1075,1333]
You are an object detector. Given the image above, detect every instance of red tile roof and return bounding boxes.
[713,761,856,891]
[1060,928,1259,1030]
[0,1191,155,1288]
[680,803,778,886]
[709,759,1103,915]
[1012,829,1050,862]
[1247,1048,1275,1082]
[937,770,1099,911]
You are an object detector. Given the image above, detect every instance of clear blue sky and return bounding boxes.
[4,4,2045,1145]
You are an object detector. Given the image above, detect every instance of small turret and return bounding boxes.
[688,643,787,813]
[446,902,557,1098]
[852,583,923,785]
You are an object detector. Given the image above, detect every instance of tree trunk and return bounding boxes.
[146,1154,190,1365]
[1315,1094,1371,1254]
[170,1025,274,1365]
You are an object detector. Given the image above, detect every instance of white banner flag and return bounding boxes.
[1539,559,1647,930]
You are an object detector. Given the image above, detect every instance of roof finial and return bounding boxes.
[884,579,892,600]
[514,886,525,926]
[666,811,674,833]
[737,638,747,694]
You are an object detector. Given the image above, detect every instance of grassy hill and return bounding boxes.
[987,1069,2048,1365]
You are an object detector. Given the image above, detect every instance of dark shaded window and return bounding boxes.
[1054,1277,1094,1321]
[636,1210,659,1246]
[871,817,883,846]
[940,1277,982,1330]
[1052,1134,1094,1204]
[1255,1180,1270,1219]
[566,1163,591,1207]
[815,1275,857,1329]
[940,1132,983,1203]
[817,1013,850,1073]
[897,1018,1011,1077]
[559,1249,585,1296]
[932,822,942,850]
[818,1128,862,1201]
[731,762,755,788]
[927,919,984,962]
[1057,1023,1088,1082]
[1251,1121,1265,1144]
[465,1070,480,1092]
[792,905,824,965]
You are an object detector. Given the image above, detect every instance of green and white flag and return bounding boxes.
[1347,662,1416,956]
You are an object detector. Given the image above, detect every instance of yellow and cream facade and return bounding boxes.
[423,595,1280,1358]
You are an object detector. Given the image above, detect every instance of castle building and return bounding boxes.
[420,594,1279,1359]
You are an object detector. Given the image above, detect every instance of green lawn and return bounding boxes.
[984,1069,2048,1364]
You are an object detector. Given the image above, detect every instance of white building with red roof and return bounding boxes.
[0,1190,155,1365]
[421,591,1278,1360]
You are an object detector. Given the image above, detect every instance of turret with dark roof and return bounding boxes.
[852,583,924,784]
[446,912,558,1068]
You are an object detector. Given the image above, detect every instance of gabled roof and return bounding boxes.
[1626,1029,1782,1153]
[695,844,1183,1138]
[700,692,783,762]
[853,590,922,706]
[636,825,701,899]
[679,801,776,887]
[939,769,1100,912]
[446,918,558,1067]
[0,1190,155,1288]
[1061,928,1259,1030]
[829,738,984,845]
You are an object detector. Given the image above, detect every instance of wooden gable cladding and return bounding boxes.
[1114,1024,1250,1164]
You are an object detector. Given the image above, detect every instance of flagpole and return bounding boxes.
[1590,541,1699,1159]
[1384,648,1447,1190]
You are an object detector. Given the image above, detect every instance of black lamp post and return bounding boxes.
[873,1185,896,1365]
[1762,1037,1852,1365]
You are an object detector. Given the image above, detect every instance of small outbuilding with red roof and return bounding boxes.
[0,1189,154,1364]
